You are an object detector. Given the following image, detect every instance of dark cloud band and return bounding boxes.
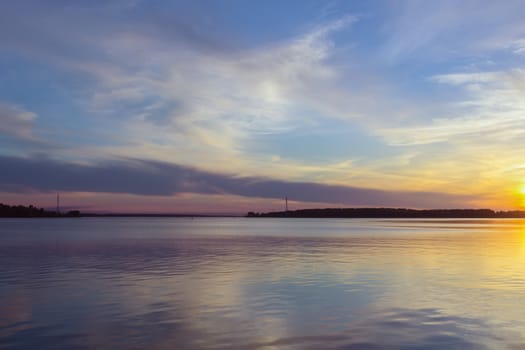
[0,155,473,208]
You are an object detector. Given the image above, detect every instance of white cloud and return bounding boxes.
[510,38,525,55]
[0,103,37,140]
[380,69,525,145]
[431,72,501,86]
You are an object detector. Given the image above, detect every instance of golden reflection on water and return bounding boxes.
[519,222,525,256]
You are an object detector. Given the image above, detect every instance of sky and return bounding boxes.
[1,0,525,213]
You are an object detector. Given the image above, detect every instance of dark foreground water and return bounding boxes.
[1,218,525,349]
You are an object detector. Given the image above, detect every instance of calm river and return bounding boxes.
[1,217,525,349]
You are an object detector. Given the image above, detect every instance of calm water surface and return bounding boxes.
[1,218,525,349]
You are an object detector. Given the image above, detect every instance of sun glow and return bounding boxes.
[519,184,525,199]
[518,185,525,208]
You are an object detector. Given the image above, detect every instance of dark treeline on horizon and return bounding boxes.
[0,203,80,218]
[248,208,525,218]
[4,203,525,219]
[0,203,229,218]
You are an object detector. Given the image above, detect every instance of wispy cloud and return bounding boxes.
[381,0,525,61]
[380,69,525,145]
[0,103,36,140]
[510,38,525,54]
[61,14,369,175]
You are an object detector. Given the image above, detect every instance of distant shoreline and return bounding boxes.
[247,208,525,219]
[3,203,525,219]
[0,203,239,218]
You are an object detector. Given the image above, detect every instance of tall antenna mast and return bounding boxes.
[285,196,288,211]
[56,193,60,214]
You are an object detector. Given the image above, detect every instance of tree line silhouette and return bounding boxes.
[247,208,525,218]
[0,203,80,217]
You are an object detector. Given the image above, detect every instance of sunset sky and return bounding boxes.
[1,0,525,213]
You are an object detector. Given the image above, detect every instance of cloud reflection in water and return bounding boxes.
[1,218,525,349]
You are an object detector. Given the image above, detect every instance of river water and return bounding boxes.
[1,217,525,349]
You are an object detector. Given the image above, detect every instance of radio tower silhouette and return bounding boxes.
[285,196,288,211]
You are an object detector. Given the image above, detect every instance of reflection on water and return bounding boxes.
[1,218,525,349]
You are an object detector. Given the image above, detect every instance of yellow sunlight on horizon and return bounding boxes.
[519,184,525,208]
